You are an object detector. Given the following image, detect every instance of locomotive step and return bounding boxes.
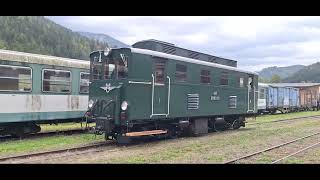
[125,130,167,137]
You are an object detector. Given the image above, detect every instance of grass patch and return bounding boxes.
[248,111,320,124]
[40,122,95,132]
[0,133,103,157]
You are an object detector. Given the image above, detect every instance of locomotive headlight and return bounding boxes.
[121,101,128,111]
[104,47,111,56]
[88,99,94,108]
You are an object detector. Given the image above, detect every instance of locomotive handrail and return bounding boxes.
[150,74,171,118]
[166,76,171,117]
[151,74,155,117]
[128,81,152,85]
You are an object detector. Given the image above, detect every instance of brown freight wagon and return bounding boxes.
[299,85,320,110]
[268,83,320,111]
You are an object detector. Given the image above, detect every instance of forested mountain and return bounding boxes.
[78,32,129,48]
[283,62,320,83]
[0,16,107,60]
[258,65,305,80]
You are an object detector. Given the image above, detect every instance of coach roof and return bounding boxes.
[0,49,90,69]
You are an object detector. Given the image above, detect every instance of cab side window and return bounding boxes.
[220,71,228,86]
[200,69,210,84]
[175,64,187,82]
[154,57,166,85]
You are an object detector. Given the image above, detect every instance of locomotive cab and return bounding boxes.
[86,48,130,140]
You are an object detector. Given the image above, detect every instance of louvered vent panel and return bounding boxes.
[187,94,199,110]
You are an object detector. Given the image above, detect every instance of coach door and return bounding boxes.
[248,75,255,112]
[151,57,170,117]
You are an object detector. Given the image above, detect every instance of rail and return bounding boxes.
[0,141,114,163]
[223,131,320,164]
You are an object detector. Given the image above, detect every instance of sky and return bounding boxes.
[47,16,320,72]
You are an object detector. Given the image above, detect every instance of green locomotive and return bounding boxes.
[86,40,258,143]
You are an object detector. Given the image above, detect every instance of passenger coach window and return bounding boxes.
[42,69,71,93]
[259,88,265,99]
[200,70,210,84]
[80,72,90,94]
[0,65,32,92]
[175,64,187,82]
[220,71,228,86]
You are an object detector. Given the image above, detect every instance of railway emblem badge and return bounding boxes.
[100,83,121,93]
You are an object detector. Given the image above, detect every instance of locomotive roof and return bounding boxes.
[132,39,237,67]
[0,49,90,69]
[130,48,257,75]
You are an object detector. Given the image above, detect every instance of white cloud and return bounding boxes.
[47,16,320,71]
[178,33,209,45]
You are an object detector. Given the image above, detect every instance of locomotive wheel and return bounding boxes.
[232,120,241,130]
[213,120,228,132]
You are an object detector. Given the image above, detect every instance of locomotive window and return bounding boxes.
[91,53,104,80]
[200,70,210,84]
[42,69,71,93]
[79,72,90,94]
[154,58,166,85]
[104,59,116,79]
[118,54,128,79]
[175,64,187,82]
[0,65,32,92]
[220,71,228,86]
[248,76,253,90]
[239,77,244,87]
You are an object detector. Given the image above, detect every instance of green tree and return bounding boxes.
[258,77,270,83]
[270,74,281,83]
[0,16,107,60]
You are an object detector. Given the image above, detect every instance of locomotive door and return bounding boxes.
[248,75,255,112]
[151,57,170,117]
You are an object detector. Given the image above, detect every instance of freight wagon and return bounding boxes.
[268,83,320,111]
[257,83,320,114]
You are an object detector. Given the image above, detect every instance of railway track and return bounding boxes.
[1,114,319,142]
[247,115,320,125]
[0,141,115,163]
[223,131,320,164]
[0,128,89,142]
[2,114,320,163]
